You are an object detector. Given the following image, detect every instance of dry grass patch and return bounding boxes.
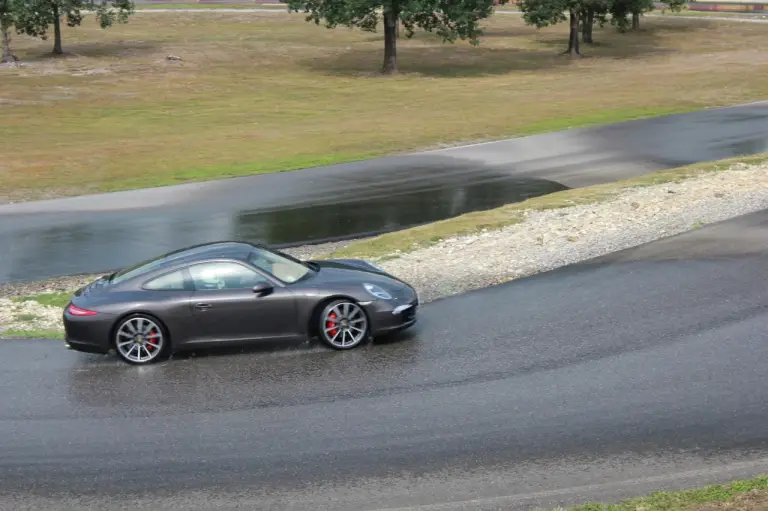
[697,490,768,511]
[3,12,768,202]
[569,475,768,511]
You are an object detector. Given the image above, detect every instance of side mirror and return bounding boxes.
[252,282,273,296]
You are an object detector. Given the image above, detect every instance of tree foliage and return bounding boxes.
[282,0,508,74]
[13,0,134,55]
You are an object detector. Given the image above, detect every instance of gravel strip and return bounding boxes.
[378,162,768,303]
[2,161,768,337]
[0,298,65,334]
[0,274,106,300]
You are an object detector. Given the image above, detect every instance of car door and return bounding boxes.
[140,267,199,345]
[187,261,300,344]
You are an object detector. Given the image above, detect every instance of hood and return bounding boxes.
[313,258,384,273]
[306,259,409,289]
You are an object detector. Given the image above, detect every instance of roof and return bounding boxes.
[110,240,265,284]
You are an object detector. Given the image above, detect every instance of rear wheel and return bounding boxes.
[114,314,168,365]
[318,299,370,350]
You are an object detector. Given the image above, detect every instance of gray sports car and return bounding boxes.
[62,241,418,364]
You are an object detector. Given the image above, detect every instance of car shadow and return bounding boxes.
[64,327,427,412]
[166,328,417,362]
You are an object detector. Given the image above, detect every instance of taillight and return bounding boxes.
[67,304,98,316]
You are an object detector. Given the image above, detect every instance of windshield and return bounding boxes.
[247,247,312,284]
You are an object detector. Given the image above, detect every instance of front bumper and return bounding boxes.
[366,298,418,335]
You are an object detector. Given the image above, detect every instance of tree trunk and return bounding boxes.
[582,9,594,44]
[566,8,580,57]
[1,24,13,63]
[632,11,640,29]
[381,9,397,74]
[52,2,63,55]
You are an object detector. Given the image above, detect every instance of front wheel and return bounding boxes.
[114,314,168,365]
[318,299,370,350]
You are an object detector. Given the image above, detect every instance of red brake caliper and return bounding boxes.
[147,328,158,351]
[326,312,338,338]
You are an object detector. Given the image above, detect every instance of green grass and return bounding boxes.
[325,153,768,260]
[14,313,39,322]
[1,329,65,339]
[4,12,768,202]
[569,474,768,511]
[12,292,73,309]
[509,106,697,136]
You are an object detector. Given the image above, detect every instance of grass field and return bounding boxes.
[3,11,768,202]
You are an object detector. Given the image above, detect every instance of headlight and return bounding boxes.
[363,283,392,300]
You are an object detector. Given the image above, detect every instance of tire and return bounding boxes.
[113,313,169,365]
[317,299,370,350]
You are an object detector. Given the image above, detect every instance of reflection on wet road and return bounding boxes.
[234,174,567,245]
[0,168,567,283]
[3,211,768,510]
[2,101,768,283]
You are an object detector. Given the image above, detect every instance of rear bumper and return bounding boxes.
[65,339,110,354]
[63,310,115,354]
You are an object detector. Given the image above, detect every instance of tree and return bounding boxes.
[610,0,683,31]
[608,0,650,30]
[581,0,621,44]
[520,0,684,54]
[282,0,507,74]
[580,0,610,44]
[1,0,16,62]
[13,0,134,56]
[519,0,584,56]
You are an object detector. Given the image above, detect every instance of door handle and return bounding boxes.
[194,303,212,311]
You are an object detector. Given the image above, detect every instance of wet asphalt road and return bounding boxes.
[3,210,768,510]
[2,102,768,283]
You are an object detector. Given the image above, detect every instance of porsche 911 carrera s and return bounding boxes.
[62,241,418,364]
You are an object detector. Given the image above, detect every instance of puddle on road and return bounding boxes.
[235,176,569,246]
[725,137,768,157]
[0,174,568,283]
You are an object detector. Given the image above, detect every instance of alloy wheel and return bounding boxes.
[115,315,165,364]
[321,301,369,349]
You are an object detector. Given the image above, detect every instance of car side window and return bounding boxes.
[189,262,269,291]
[144,270,188,291]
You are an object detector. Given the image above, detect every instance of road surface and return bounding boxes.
[2,102,768,284]
[2,208,768,510]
